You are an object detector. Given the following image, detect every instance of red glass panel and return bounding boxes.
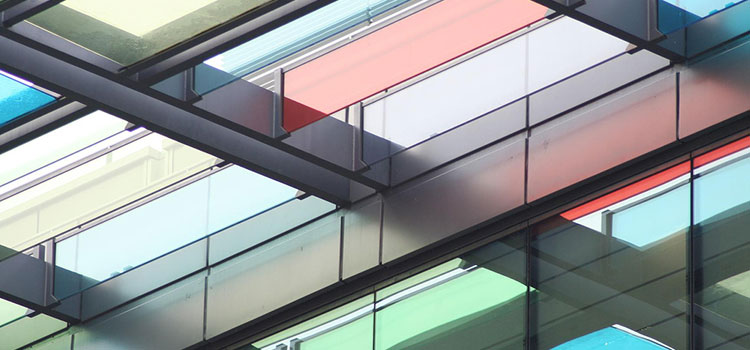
[693,136,750,168]
[282,0,547,132]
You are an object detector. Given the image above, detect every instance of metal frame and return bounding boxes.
[0,26,361,205]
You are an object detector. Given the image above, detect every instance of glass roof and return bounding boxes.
[26,0,276,65]
[0,71,56,127]
[205,0,411,77]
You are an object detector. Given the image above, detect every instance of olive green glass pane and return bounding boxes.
[26,0,276,65]
[0,313,67,350]
[0,299,27,327]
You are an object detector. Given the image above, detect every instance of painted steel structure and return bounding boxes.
[0,0,748,349]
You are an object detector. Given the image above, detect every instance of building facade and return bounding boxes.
[0,0,748,349]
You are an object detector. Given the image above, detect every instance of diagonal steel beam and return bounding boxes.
[0,29,356,205]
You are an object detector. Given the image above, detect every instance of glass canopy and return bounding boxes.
[552,325,674,350]
[26,0,276,65]
[0,71,56,127]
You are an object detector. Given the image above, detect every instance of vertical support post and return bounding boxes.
[273,68,290,139]
[350,102,368,172]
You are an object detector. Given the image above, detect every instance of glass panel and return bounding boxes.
[0,111,128,191]
[661,0,746,17]
[657,0,748,35]
[693,143,750,349]
[53,165,296,298]
[531,167,690,349]
[282,0,546,131]
[527,17,628,93]
[0,71,55,126]
[0,312,67,350]
[0,132,218,251]
[205,0,412,78]
[26,0,276,65]
[253,295,376,350]
[552,325,674,349]
[362,34,526,156]
[375,231,526,350]
[0,299,27,327]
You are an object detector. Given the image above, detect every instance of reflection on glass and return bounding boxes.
[206,0,411,77]
[254,232,526,350]
[552,325,674,350]
[0,71,55,126]
[657,0,748,34]
[0,132,217,251]
[27,0,275,65]
[54,165,296,298]
[0,111,128,188]
[693,139,750,349]
[531,165,690,349]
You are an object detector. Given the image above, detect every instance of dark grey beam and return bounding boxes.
[1,0,61,27]
[0,245,80,323]
[0,30,356,205]
[531,0,686,61]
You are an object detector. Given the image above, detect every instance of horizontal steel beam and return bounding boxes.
[1,0,61,27]
[0,29,356,205]
[0,99,91,154]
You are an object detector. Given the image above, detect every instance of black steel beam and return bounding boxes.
[0,29,356,205]
[1,0,61,27]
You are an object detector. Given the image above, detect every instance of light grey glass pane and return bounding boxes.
[205,214,341,338]
[694,153,750,349]
[530,181,689,349]
[73,273,206,350]
[363,34,527,152]
[527,17,628,93]
[208,195,336,265]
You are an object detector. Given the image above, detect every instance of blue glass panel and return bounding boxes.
[661,0,745,17]
[552,326,672,350]
[53,165,298,298]
[611,184,690,248]
[657,0,747,34]
[204,0,411,79]
[0,73,55,126]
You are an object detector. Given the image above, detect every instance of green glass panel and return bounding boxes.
[0,299,27,328]
[27,0,276,65]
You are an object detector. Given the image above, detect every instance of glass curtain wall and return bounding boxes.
[250,134,750,350]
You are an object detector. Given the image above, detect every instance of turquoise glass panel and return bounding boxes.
[0,73,55,127]
[611,184,690,248]
[53,165,297,298]
[205,0,411,78]
[552,327,672,350]
[657,0,747,34]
